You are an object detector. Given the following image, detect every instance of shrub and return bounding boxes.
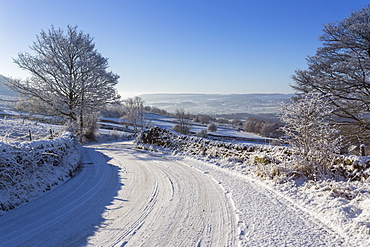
[207,123,217,132]
[197,129,208,138]
[173,124,190,135]
[279,93,344,179]
[82,112,100,141]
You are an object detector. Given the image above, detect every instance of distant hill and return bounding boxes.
[139,93,294,115]
[0,75,16,96]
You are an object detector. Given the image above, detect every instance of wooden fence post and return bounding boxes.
[360,144,366,156]
[28,129,32,141]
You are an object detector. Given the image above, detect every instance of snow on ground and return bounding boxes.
[1,116,369,246]
[176,155,345,246]
[0,142,238,246]
[0,131,80,213]
[0,141,347,246]
[0,134,367,245]
[208,125,265,139]
[0,117,62,143]
[101,113,268,143]
[140,143,370,246]
[147,115,265,140]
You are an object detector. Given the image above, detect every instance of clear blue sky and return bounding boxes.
[1,0,369,98]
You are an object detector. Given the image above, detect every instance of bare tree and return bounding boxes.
[193,114,214,124]
[260,122,280,137]
[243,117,264,134]
[173,108,190,134]
[207,123,217,132]
[5,25,120,137]
[122,97,147,135]
[291,5,370,144]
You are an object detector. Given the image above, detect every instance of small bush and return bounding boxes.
[82,112,100,141]
[254,155,270,165]
[207,123,217,132]
[197,129,208,138]
[173,124,190,135]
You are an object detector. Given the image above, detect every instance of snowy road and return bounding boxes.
[0,141,237,246]
[179,157,346,246]
[0,141,346,246]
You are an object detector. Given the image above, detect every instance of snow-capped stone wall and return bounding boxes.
[0,132,80,212]
[136,126,286,161]
[135,127,370,181]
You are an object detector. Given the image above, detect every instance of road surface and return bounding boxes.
[0,141,345,246]
[0,142,237,246]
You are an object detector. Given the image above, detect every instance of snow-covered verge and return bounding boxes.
[0,132,80,213]
[135,126,370,245]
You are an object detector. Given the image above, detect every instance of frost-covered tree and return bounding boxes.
[6,25,120,137]
[207,123,217,132]
[193,114,214,124]
[243,117,264,134]
[173,108,190,134]
[291,5,370,144]
[279,93,343,179]
[196,129,208,138]
[260,122,280,137]
[122,97,146,135]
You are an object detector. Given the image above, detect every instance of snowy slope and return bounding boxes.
[148,115,265,140]
[0,117,62,143]
[101,115,268,143]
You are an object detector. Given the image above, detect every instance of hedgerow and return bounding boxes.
[0,132,80,212]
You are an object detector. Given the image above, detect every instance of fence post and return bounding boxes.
[360,144,366,156]
[28,129,32,141]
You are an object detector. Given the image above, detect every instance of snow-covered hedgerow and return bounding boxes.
[0,132,80,212]
[135,127,370,182]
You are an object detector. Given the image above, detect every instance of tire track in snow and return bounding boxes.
[0,141,237,246]
[178,156,346,246]
[86,142,238,246]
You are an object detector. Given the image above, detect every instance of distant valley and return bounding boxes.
[139,93,294,115]
[0,74,15,96]
[0,74,294,116]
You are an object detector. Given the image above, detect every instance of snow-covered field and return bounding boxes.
[0,117,62,143]
[146,113,267,141]
[101,113,269,144]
